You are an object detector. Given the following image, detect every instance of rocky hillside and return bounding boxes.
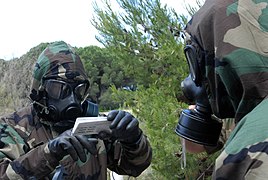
[0,43,48,115]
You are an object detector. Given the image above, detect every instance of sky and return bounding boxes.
[0,0,197,60]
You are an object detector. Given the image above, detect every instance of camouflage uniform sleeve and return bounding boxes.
[0,123,59,179]
[107,133,152,177]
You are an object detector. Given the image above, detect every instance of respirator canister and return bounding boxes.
[175,109,222,146]
[175,75,222,146]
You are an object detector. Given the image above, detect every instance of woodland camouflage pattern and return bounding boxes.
[185,0,268,179]
[0,41,152,179]
[186,0,268,180]
[30,41,89,98]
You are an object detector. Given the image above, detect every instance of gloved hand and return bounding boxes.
[107,110,142,144]
[48,129,98,162]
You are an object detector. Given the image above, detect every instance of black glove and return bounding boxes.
[48,129,98,162]
[107,110,142,144]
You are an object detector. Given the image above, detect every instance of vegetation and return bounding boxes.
[91,0,216,179]
[0,43,48,115]
[76,46,134,110]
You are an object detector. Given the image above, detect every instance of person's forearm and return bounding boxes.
[117,134,152,177]
[0,143,59,179]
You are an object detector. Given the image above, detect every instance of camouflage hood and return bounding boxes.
[185,0,268,122]
[30,41,89,99]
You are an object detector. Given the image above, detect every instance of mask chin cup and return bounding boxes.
[82,100,99,117]
[175,108,222,146]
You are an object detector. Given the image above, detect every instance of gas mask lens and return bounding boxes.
[44,79,89,101]
[74,83,88,101]
[184,45,201,86]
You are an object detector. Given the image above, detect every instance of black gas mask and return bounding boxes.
[184,42,235,118]
[183,44,203,86]
[39,79,99,133]
[175,41,222,146]
[43,79,89,122]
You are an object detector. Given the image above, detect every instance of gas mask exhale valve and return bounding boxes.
[175,75,222,146]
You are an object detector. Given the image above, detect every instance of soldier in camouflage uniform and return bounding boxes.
[179,0,268,179]
[0,41,152,179]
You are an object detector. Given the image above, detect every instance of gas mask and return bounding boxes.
[43,79,89,122]
[175,41,223,146]
[183,40,235,118]
[37,79,99,133]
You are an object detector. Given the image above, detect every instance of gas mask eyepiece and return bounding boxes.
[44,79,89,101]
[184,45,202,86]
[175,75,222,146]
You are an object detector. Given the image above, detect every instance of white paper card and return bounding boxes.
[72,117,111,135]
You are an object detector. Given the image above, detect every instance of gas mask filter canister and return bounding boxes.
[175,75,222,146]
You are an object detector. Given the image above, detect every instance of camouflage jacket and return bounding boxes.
[0,105,152,179]
[185,0,268,179]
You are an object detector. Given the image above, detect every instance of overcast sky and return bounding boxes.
[0,0,197,60]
